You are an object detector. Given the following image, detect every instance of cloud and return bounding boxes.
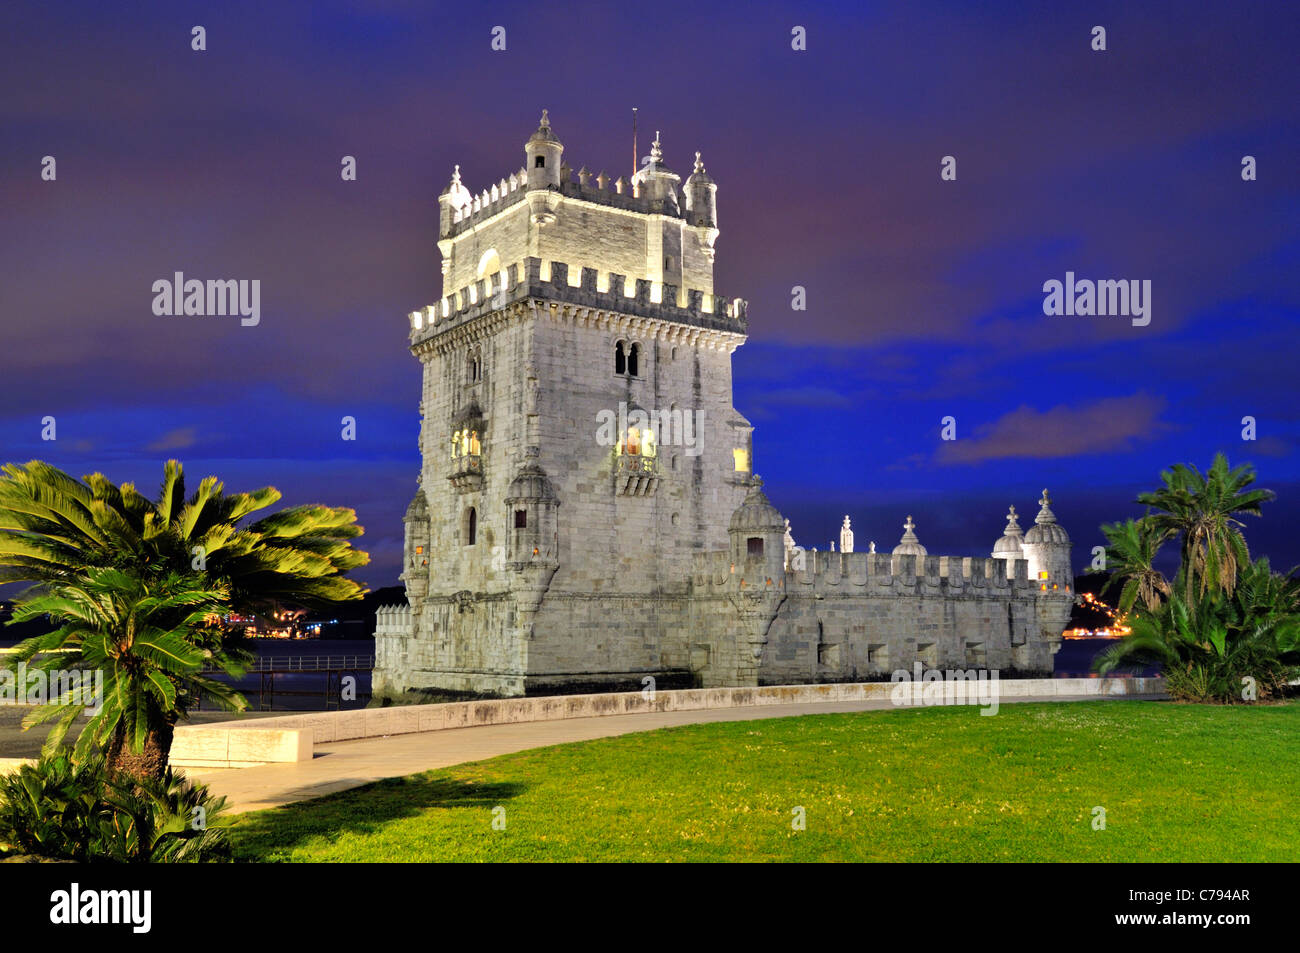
[146,427,199,452]
[937,394,1169,464]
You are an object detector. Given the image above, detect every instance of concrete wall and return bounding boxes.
[171,677,1166,766]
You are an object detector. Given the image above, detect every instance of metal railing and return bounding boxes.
[205,655,374,673]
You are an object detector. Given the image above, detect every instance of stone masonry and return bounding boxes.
[372,113,1075,699]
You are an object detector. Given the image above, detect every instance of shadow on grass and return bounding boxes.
[229,773,526,861]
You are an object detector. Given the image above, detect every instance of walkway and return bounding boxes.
[186,692,1163,813]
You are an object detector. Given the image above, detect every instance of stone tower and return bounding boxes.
[379,112,754,697]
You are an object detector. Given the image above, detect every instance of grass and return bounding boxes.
[229,700,1300,862]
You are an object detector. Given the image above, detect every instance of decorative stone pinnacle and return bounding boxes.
[651,131,663,162]
[694,151,705,173]
[1036,490,1057,524]
[1004,505,1022,534]
[843,515,851,528]
[539,109,549,129]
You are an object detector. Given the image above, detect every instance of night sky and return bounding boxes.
[2,0,1297,590]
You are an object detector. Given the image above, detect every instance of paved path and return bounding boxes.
[186,693,1163,813]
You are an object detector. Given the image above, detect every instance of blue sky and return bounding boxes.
[1,0,1296,588]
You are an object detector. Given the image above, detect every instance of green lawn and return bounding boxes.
[230,700,1300,862]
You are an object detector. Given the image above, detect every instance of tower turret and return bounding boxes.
[728,478,786,582]
[1021,490,1072,593]
[401,486,430,602]
[525,110,563,224]
[632,131,681,212]
[437,165,472,238]
[891,515,927,556]
[991,505,1025,578]
[685,151,718,229]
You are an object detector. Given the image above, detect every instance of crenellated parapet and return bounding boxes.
[408,256,747,352]
[442,164,693,239]
[374,603,413,637]
[691,548,1041,597]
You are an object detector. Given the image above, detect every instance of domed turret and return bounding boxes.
[631,131,681,212]
[1021,490,1073,592]
[505,460,560,566]
[891,515,927,558]
[437,164,473,234]
[506,461,557,504]
[1024,490,1070,545]
[525,109,564,191]
[729,481,784,535]
[992,505,1025,579]
[728,478,786,578]
[992,505,1025,553]
[685,151,717,229]
[401,486,430,599]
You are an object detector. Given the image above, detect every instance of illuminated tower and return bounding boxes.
[383,112,752,697]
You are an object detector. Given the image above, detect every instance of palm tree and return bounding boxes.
[0,460,369,781]
[1136,453,1273,603]
[7,569,248,780]
[1098,517,1171,614]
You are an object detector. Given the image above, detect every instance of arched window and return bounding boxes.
[466,507,477,546]
[476,249,501,280]
[451,429,481,459]
[628,343,639,377]
[534,155,545,168]
[615,341,626,375]
[467,347,482,383]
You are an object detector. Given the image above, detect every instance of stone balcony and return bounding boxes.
[616,452,658,497]
[449,454,483,492]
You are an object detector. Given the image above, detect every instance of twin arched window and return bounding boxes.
[452,428,481,458]
[614,340,640,377]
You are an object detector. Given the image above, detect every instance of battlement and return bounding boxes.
[690,549,1046,596]
[374,603,412,637]
[445,168,529,236]
[443,164,691,240]
[409,256,747,344]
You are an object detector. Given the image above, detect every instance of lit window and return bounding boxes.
[451,429,481,459]
[733,448,750,472]
[1038,571,1049,579]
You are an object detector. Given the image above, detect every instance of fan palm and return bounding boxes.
[7,568,249,780]
[1098,517,1171,613]
[1136,453,1273,602]
[0,459,368,781]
